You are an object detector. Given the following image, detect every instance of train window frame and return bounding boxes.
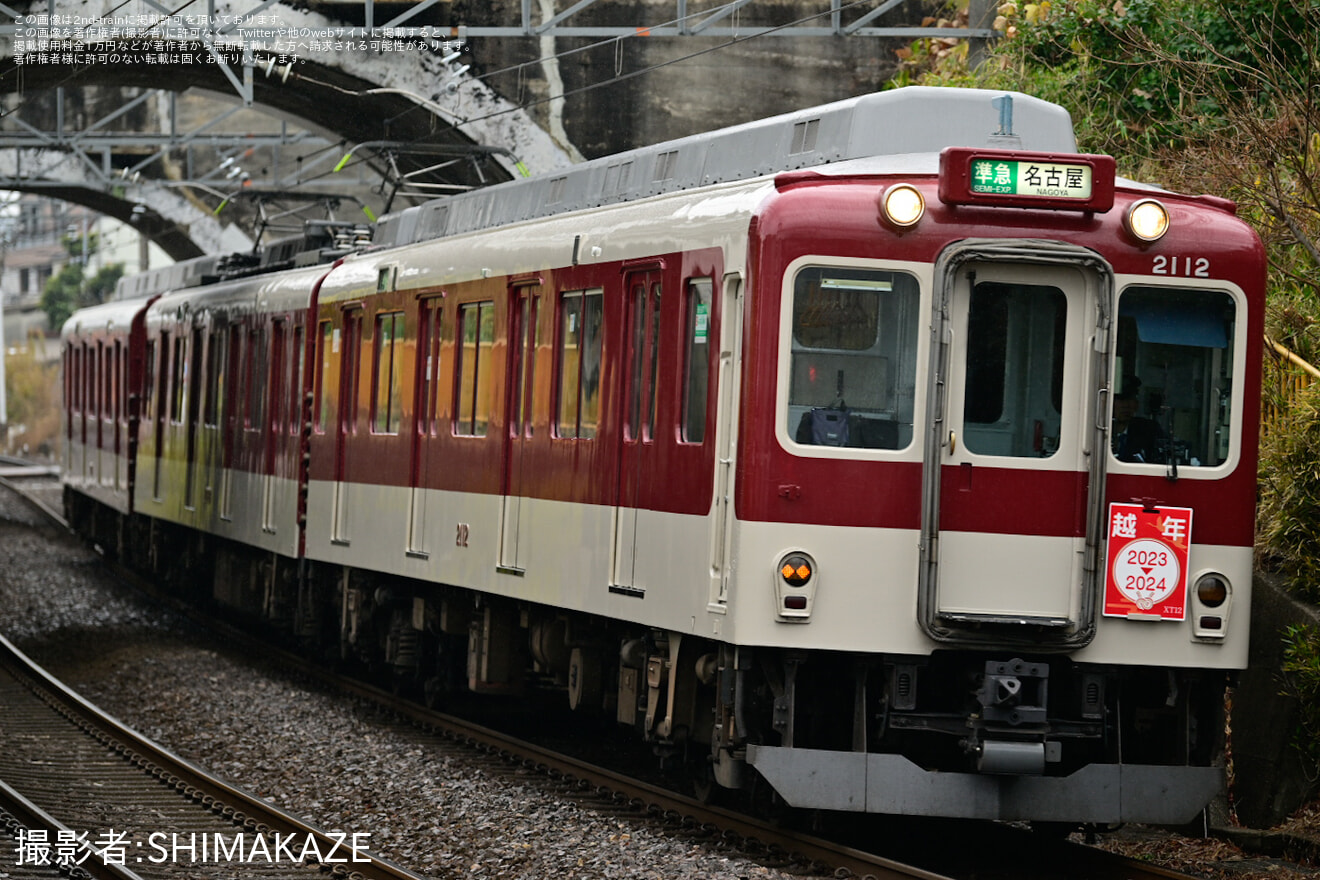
[289,325,305,436]
[961,281,1068,459]
[1109,278,1246,476]
[314,320,333,434]
[554,288,605,440]
[204,327,225,429]
[102,342,114,422]
[371,310,407,435]
[142,340,155,424]
[416,296,445,437]
[454,300,495,438]
[681,277,714,444]
[777,257,927,456]
[244,327,265,432]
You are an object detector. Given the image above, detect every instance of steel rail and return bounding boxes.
[0,777,149,880]
[0,630,435,880]
[0,474,1213,880]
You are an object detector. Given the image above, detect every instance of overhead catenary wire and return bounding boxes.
[285,0,884,186]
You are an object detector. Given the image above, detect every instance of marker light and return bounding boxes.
[882,184,925,228]
[1125,198,1170,242]
[780,554,813,587]
[1195,573,1229,608]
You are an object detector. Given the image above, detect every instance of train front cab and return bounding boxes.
[735,151,1263,825]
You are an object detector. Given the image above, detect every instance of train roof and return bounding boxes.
[145,262,331,325]
[60,295,155,341]
[373,87,1078,248]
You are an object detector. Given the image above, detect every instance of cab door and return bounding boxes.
[920,242,1110,646]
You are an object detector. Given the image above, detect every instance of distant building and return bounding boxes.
[1,193,172,348]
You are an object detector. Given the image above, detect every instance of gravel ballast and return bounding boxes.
[0,485,809,880]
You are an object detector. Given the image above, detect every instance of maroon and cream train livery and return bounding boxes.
[62,87,1264,825]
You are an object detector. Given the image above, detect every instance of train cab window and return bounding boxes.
[556,289,604,439]
[1113,287,1236,468]
[788,267,919,450]
[682,279,713,443]
[315,321,333,434]
[455,301,494,437]
[962,282,1066,458]
[372,311,406,434]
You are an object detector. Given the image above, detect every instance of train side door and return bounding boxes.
[332,308,363,544]
[612,267,662,592]
[498,281,540,573]
[407,295,443,556]
[921,245,1109,644]
[184,326,204,510]
[261,319,286,532]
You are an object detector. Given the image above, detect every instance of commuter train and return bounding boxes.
[61,87,1264,826]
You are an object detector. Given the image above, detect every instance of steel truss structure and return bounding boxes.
[0,0,998,246]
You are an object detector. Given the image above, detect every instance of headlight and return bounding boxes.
[1125,198,1170,242]
[1195,573,1228,607]
[881,184,925,228]
[1192,572,1231,640]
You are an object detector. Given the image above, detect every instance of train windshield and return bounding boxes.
[788,266,920,450]
[1113,286,1236,468]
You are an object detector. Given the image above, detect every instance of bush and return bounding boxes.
[1257,382,1320,604]
[3,334,61,458]
[1281,623,1320,766]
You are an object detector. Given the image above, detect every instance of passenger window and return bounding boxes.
[170,335,185,425]
[455,301,494,437]
[315,321,333,434]
[1113,287,1236,467]
[556,290,604,439]
[681,279,713,443]
[142,342,154,421]
[204,330,225,428]
[372,311,406,434]
[417,299,443,436]
[245,328,265,431]
[788,267,919,450]
[962,282,1066,458]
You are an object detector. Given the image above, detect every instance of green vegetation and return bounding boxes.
[3,333,61,457]
[39,230,124,330]
[904,0,1320,598]
[1281,623,1320,765]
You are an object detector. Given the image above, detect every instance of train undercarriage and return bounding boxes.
[70,490,1227,826]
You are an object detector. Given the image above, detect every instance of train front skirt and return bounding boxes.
[746,745,1222,823]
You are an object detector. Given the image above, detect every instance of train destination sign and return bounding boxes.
[969,159,1092,199]
[938,147,1117,212]
[1103,502,1193,621]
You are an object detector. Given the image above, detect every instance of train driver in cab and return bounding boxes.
[1112,374,1166,463]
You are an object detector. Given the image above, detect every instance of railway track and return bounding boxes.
[0,466,1216,880]
[0,630,432,880]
